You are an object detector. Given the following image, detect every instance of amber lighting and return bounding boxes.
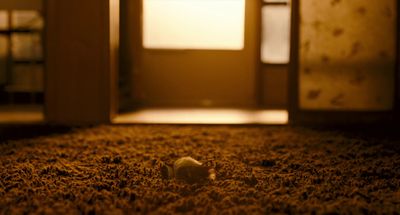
[114,109,288,124]
[0,105,44,124]
[143,0,246,50]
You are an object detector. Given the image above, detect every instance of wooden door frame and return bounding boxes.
[289,0,400,125]
[45,0,119,125]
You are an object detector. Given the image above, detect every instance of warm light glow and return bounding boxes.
[114,109,288,124]
[0,36,6,58]
[261,5,291,63]
[0,105,44,124]
[143,0,245,50]
[264,0,289,3]
[0,11,8,30]
[254,110,288,124]
[12,10,43,29]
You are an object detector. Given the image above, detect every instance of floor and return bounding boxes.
[0,105,44,124]
[0,107,288,125]
[114,109,288,124]
[0,125,399,214]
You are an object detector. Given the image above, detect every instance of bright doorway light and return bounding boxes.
[143,0,246,50]
[261,5,291,63]
[114,109,288,124]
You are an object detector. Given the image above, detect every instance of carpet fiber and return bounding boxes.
[0,125,400,214]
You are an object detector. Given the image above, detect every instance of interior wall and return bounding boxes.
[122,0,260,108]
[261,65,288,109]
[0,0,42,10]
[299,0,397,111]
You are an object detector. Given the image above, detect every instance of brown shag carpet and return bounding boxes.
[0,125,400,214]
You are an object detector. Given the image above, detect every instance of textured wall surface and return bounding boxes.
[299,0,397,110]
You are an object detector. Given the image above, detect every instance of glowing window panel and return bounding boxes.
[143,0,245,50]
[261,5,291,64]
[0,11,8,30]
[0,36,6,58]
[264,0,289,3]
[11,33,42,60]
[12,10,43,30]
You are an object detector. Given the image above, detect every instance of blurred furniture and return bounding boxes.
[0,0,44,104]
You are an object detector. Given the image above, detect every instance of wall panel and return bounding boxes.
[299,0,397,111]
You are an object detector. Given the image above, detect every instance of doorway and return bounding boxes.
[115,0,290,124]
[123,0,259,108]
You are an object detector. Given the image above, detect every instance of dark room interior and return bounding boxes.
[0,0,399,214]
